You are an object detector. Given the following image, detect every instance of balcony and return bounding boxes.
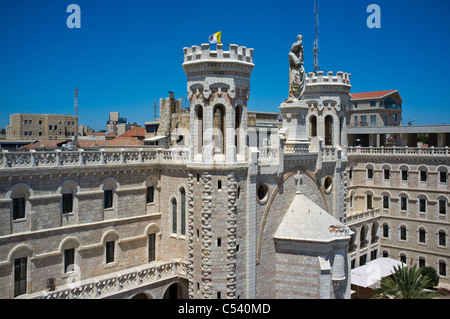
[18,259,188,299]
[346,208,381,226]
[347,146,450,157]
[0,148,190,169]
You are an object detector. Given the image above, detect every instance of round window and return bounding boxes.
[257,184,269,203]
[323,176,333,194]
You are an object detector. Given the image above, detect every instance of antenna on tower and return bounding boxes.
[74,84,79,118]
[313,0,320,73]
[153,101,157,121]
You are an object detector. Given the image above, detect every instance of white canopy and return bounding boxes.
[351,258,406,288]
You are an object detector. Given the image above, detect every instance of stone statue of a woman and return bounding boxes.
[286,35,306,102]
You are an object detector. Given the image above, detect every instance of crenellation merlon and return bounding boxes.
[306,71,351,85]
[183,43,254,64]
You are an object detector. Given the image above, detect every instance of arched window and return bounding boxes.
[419,166,428,183]
[400,253,407,264]
[438,166,448,184]
[382,223,389,238]
[365,164,374,180]
[382,164,391,181]
[58,180,79,216]
[418,195,428,214]
[400,225,407,241]
[145,223,161,263]
[213,105,225,155]
[418,227,426,243]
[371,222,379,243]
[438,230,447,247]
[171,198,177,234]
[101,178,118,211]
[418,256,426,268]
[438,260,447,276]
[399,193,408,212]
[324,115,333,146]
[102,230,120,265]
[400,165,409,181]
[8,184,32,221]
[60,237,81,274]
[438,196,448,215]
[382,192,390,209]
[195,105,203,154]
[366,191,374,210]
[235,105,243,154]
[310,115,317,137]
[360,224,368,247]
[180,188,186,236]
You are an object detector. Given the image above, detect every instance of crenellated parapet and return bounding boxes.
[306,71,351,86]
[183,43,254,64]
[182,43,254,103]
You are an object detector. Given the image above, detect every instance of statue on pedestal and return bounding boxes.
[285,35,306,103]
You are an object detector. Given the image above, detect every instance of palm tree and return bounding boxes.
[373,264,443,299]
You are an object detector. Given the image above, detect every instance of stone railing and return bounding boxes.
[21,260,189,299]
[258,146,278,165]
[322,145,338,162]
[0,148,190,169]
[284,143,309,154]
[347,146,449,157]
[345,208,381,225]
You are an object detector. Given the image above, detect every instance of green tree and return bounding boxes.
[417,133,428,144]
[373,264,443,299]
[419,267,439,289]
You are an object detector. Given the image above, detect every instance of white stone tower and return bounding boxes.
[182,43,254,299]
[183,43,254,164]
[302,71,352,222]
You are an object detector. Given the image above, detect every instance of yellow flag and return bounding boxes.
[208,31,222,44]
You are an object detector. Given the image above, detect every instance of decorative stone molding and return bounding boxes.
[201,172,213,299]
[187,173,195,299]
[20,260,188,299]
[226,172,237,298]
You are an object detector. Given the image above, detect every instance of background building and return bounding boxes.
[6,114,78,141]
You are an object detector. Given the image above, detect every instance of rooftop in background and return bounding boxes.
[350,90,402,103]
[18,139,71,151]
[118,127,146,139]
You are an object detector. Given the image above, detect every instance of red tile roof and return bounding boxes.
[350,90,398,100]
[119,127,145,138]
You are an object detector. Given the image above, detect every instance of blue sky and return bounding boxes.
[1,0,449,131]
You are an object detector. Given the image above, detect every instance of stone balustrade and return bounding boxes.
[345,208,381,225]
[347,146,450,157]
[0,148,190,169]
[284,143,309,154]
[19,260,188,299]
[257,146,278,164]
[322,145,338,162]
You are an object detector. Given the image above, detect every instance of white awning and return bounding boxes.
[351,258,406,288]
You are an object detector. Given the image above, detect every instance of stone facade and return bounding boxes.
[0,42,357,300]
[346,147,449,285]
[6,114,78,141]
